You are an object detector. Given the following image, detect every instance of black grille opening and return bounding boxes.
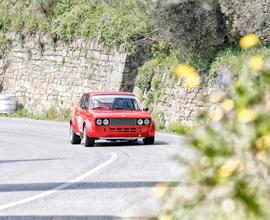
[110,118,137,126]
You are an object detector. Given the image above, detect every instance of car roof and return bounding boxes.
[84,92,135,96]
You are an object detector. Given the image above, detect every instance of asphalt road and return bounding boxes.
[0,118,195,219]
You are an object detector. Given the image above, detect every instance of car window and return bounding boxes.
[80,94,89,110]
[90,95,142,111]
[84,95,89,109]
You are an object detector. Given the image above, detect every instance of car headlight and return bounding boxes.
[96,119,103,126]
[144,119,150,125]
[103,119,110,125]
[137,119,144,125]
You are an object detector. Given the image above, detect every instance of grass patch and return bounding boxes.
[168,122,193,136]
[209,46,270,79]
[11,106,35,118]
[41,108,71,121]
[151,113,166,131]
[0,0,153,50]
[0,106,71,122]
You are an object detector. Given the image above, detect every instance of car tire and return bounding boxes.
[84,127,95,147]
[70,125,81,145]
[143,137,155,145]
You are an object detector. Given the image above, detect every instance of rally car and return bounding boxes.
[70,92,155,147]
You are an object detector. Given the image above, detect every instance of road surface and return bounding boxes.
[0,118,195,219]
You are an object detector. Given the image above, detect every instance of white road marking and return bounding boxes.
[0,153,118,211]
[158,132,185,139]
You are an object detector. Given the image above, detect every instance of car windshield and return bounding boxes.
[90,95,142,111]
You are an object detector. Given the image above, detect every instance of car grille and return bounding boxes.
[109,128,137,133]
[109,118,137,126]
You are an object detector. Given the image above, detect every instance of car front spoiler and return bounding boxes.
[98,137,142,140]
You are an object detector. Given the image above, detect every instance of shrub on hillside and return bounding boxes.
[0,8,9,32]
[32,0,58,16]
[152,0,227,60]
[169,122,193,135]
[0,0,153,49]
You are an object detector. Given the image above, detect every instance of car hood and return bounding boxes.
[90,110,152,119]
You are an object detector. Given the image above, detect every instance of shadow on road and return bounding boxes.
[0,181,179,192]
[93,140,169,147]
[0,158,69,164]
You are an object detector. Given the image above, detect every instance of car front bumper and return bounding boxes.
[88,124,155,139]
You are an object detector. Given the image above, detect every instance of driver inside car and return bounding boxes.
[113,98,131,110]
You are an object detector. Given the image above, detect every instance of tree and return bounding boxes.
[219,0,270,44]
[152,0,227,60]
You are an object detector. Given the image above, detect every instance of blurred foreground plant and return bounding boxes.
[159,34,270,220]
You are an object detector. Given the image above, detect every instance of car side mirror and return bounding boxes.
[143,107,149,112]
[81,104,87,110]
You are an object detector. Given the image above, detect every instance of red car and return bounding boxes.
[70,92,155,147]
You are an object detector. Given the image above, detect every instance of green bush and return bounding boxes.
[10,10,24,32]
[24,10,41,34]
[136,59,159,91]
[0,8,9,32]
[53,0,76,16]
[152,112,166,130]
[137,43,179,90]
[11,106,35,118]
[0,0,153,49]
[76,5,104,39]
[169,122,193,135]
[52,5,89,40]
[136,43,180,111]
[209,47,270,79]
[41,107,71,121]
[3,106,71,122]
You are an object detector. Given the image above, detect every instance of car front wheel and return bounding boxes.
[143,137,155,145]
[84,127,95,147]
[70,125,81,145]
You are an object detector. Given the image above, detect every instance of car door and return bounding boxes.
[77,94,90,133]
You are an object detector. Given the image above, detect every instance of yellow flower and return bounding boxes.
[176,64,197,78]
[240,34,260,49]
[159,215,172,220]
[218,159,241,178]
[152,182,169,198]
[175,64,201,88]
[209,108,224,122]
[209,91,224,103]
[238,109,257,123]
[184,72,201,88]
[256,135,270,150]
[256,150,267,161]
[222,99,235,112]
[249,56,264,72]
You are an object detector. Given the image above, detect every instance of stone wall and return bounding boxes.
[135,72,216,128]
[0,33,134,113]
[0,32,215,127]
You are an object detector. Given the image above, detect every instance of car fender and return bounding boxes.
[148,121,156,137]
[71,115,80,135]
[84,118,96,137]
